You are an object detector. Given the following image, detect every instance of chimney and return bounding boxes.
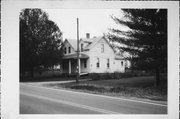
[86,33,90,39]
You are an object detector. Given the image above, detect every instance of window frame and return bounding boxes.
[81,44,83,51]
[96,58,100,68]
[107,58,110,68]
[101,44,104,53]
[64,47,66,54]
[121,61,123,67]
[68,47,71,53]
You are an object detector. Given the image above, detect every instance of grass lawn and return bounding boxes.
[44,76,167,101]
[81,76,156,88]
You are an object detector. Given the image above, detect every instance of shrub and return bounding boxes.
[89,73,101,80]
[88,71,153,81]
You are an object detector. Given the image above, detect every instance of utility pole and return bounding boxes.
[76,18,79,83]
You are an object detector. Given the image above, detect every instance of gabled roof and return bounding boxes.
[64,37,102,51]
[81,36,101,43]
[63,39,77,51]
[63,36,124,60]
[64,36,116,53]
[81,36,102,50]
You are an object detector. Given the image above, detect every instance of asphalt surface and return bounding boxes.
[20,83,167,114]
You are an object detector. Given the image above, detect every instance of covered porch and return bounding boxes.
[61,53,89,75]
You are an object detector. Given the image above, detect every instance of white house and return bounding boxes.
[61,34,125,75]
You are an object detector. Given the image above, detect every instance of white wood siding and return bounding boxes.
[88,38,124,73]
[113,60,125,73]
[62,38,125,74]
[80,58,90,73]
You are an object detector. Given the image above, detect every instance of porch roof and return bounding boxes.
[62,53,89,59]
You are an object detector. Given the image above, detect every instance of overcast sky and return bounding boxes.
[43,9,124,40]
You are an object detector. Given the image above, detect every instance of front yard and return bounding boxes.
[44,76,167,101]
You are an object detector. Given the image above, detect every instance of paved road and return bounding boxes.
[20,83,167,114]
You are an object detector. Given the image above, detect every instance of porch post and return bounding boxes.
[69,59,71,74]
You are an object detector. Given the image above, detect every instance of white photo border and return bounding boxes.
[1,1,179,119]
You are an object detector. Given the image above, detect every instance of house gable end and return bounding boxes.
[89,37,115,55]
[63,39,76,54]
[101,38,116,53]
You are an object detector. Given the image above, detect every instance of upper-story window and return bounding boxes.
[101,44,104,53]
[64,47,66,54]
[96,58,100,68]
[81,44,83,51]
[107,58,110,68]
[68,47,71,53]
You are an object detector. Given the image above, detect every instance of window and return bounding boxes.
[68,47,71,53]
[64,47,66,54]
[101,44,104,53]
[96,58,100,68]
[84,60,87,68]
[81,44,83,51]
[107,59,110,68]
[121,61,123,66]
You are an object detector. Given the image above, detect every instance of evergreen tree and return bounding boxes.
[108,9,167,86]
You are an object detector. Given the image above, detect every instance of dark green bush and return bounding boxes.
[89,73,101,80]
[88,71,152,81]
